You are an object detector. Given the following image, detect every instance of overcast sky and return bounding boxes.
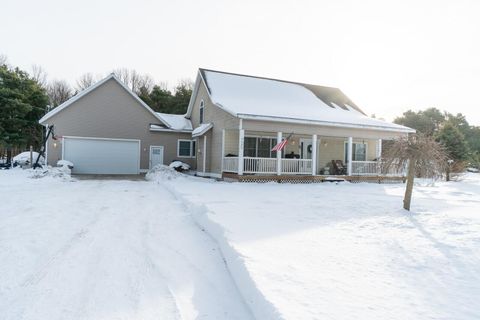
[1,0,480,125]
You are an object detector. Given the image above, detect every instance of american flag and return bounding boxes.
[271,133,293,152]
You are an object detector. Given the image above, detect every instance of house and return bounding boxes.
[39,74,195,174]
[186,68,414,181]
[39,68,414,180]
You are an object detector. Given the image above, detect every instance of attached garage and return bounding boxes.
[63,137,140,174]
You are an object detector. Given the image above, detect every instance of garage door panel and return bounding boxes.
[64,138,139,174]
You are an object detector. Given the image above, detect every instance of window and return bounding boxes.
[199,100,204,124]
[344,142,367,162]
[243,137,277,158]
[178,140,196,157]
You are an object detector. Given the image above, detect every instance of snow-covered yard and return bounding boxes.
[1,168,480,320]
[166,174,480,320]
[0,169,252,320]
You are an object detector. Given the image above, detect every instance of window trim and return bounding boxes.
[199,100,205,124]
[177,139,196,158]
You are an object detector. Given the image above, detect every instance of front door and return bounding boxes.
[300,139,312,159]
[300,138,314,173]
[149,146,164,169]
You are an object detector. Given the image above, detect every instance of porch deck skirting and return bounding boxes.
[222,172,407,184]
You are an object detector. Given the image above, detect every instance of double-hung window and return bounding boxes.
[178,140,196,157]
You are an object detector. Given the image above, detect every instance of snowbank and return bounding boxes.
[146,164,184,181]
[29,165,75,181]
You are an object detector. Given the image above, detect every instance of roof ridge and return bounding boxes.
[199,68,339,90]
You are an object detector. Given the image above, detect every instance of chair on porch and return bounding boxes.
[331,160,347,175]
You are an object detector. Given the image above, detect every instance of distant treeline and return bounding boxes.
[393,108,480,167]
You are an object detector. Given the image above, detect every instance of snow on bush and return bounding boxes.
[28,165,75,181]
[57,160,74,169]
[13,151,45,165]
[169,160,190,172]
[146,164,184,181]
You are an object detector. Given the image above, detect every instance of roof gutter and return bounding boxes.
[237,114,416,133]
[149,126,192,134]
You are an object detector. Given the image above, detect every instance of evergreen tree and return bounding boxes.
[141,85,173,113]
[0,64,49,160]
[170,81,193,114]
[435,122,469,161]
[394,108,445,136]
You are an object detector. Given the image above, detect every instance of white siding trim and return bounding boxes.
[221,129,225,172]
[276,132,282,176]
[347,137,353,175]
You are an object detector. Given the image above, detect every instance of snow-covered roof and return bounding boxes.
[196,69,414,133]
[155,113,192,131]
[192,123,213,138]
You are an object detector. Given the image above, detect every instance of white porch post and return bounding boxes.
[376,139,382,159]
[203,135,207,174]
[347,136,353,175]
[311,134,317,175]
[221,129,225,172]
[376,138,383,175]
[276,131,282,176]
[238,120,244,175]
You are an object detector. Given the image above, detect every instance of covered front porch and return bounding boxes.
[220,128,405,178]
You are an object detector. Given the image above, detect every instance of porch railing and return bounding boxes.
[351,160,406,176]
[223,157,239,172]
[244,157,277,174]
[351,161,380,176]
[223,157,405,176]
[282,158,312,174]
[223,157,312,174]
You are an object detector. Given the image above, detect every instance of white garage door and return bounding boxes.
[63,137,140,174]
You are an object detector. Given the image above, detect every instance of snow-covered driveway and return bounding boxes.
[0,170,252,320]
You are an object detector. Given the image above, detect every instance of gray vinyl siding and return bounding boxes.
[42,78,195,170]
[190,81,239,174]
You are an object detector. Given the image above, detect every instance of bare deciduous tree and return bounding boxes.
[382,134,447,211]
[30,64,48,88]
[75,73,97,91]
[175,78,194,92]
[111,68,154,94]
[47,80,73,108]
[0,54,8,65]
